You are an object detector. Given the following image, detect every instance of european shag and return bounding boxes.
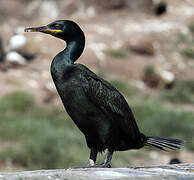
[25,20,183,167]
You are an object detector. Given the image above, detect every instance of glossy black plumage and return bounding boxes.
[25,20,183,167]
[53,63,145,152]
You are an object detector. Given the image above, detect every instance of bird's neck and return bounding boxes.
[62,34,85,65]
[55,31,85,64]
[51,34,85,80]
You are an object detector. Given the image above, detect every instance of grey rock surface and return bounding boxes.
[0,163,194,180]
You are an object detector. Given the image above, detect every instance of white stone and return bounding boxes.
[159,70,175,83]
[6,51,26,65]
[8,33,26,51]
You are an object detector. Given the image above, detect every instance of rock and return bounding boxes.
[5,51,26,66]
[0,164,194,179]
[127,39,156,56]
[17,51,36,62]
[8,29,27,51]
[158,70,175,85]
[6,27,36,65]
[142,65,175,89]
[142,65,161,88]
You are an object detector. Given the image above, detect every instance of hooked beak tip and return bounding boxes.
[24,28,30,32]
[24,27,35,32]
[24,26,45,33]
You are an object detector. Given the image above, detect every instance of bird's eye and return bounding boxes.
[54,24,61,29]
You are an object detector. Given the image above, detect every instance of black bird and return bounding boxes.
[154,2,167,16]
[24,20,183,167]
[169,158,182,165]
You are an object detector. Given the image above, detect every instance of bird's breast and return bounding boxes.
[51,68,91,114]
[50,64,105,134]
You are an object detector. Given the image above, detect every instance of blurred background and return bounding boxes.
[0,0,194,171]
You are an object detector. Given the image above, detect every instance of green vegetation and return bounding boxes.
[0,89,194,169]
[143,65,156,75]
[0,91,86,169]
[176,33,188,44]
[181,48,194,59]
[133,100,194,150]
[177,23,194,60]
[0,91,35,112]
[188,23,194,35]
[161,79,194,104]
[142,65,160,88]
[105,48,129,58]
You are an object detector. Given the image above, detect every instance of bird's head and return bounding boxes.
[24,20,84,42]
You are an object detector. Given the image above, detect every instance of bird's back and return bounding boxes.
[78,64,146,150]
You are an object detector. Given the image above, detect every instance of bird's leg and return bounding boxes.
[101,150,113,168]
[88,148,98,167]
[70,149,97,169]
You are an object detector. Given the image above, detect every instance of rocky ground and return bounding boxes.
[0,0,194,171]
[1,164,194,180]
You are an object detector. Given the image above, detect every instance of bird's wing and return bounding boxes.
[76,64,141,139]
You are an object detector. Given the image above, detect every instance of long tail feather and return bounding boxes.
[145,136,184,151]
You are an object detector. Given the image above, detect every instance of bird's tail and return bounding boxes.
[145,136,184,151]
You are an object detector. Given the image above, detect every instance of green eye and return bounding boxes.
[54,24,61,29]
